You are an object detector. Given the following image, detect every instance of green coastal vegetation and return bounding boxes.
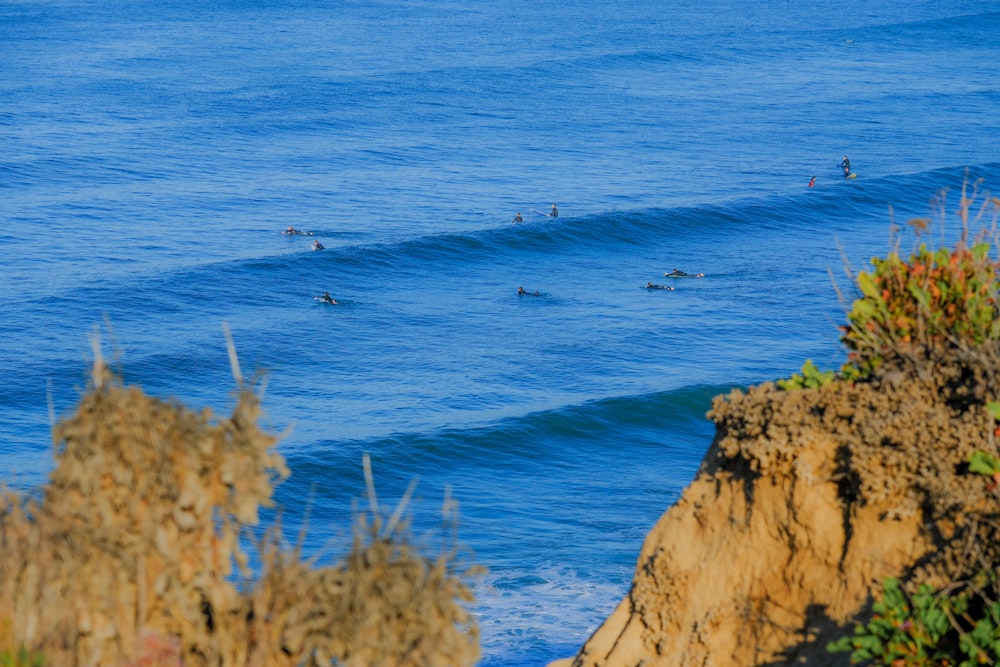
[782,179,1000,391]
[783,179,1000,667]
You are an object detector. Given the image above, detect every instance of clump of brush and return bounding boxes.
[0,337,480,666]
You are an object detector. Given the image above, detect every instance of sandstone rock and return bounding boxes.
[552,351,1000,667]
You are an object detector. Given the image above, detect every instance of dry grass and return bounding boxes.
[0,346,480,666]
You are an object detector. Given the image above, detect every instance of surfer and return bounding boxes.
[320,291,337,304]
[312,240,325,251]
[517,286,540,296]
[550,203,558,218]
[840,155,851,179]
[646,282,674,291]
[513,212,523,224]
[285,226,301,235]
[665,268,705,278]
[809,176,816,187]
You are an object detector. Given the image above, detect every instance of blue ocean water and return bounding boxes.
[2,0,1000,664]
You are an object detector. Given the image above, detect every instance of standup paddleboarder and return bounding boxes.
[840,155,851,179]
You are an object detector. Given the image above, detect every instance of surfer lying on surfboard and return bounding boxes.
[664,268,704,278]
[316,291,337,304]
[645,282,675,291]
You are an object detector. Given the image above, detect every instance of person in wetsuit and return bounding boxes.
[550,203,558,218]
[840,155,851,179]
[665,268,705,278]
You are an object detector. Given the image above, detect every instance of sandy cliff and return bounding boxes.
[551,349,1000,667]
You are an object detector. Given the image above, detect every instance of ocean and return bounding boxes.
[2,0,999,664]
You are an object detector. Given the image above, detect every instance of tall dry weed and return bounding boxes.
[0,354,480,666]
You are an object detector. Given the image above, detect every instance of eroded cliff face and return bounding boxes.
[551,351,1000,667]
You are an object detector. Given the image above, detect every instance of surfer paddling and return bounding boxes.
[664,268,705,278]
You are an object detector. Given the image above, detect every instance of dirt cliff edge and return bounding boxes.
[550,353,1000,667]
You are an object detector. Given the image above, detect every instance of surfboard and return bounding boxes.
[530,209,550,216]
[314,296,337,304]
[848,173,857,179]
[664,272,704,278]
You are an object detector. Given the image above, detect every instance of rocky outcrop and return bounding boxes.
[551,350,1000,667]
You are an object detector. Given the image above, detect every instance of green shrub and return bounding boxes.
[827,449,1000,667]
[969,449,1000,477]
[838,181,1000,381]
[827,577,951,666]
[776,181,1000,388]
[840,240,1000,380]
[827,574,1000,667]
[777,359,836,391]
